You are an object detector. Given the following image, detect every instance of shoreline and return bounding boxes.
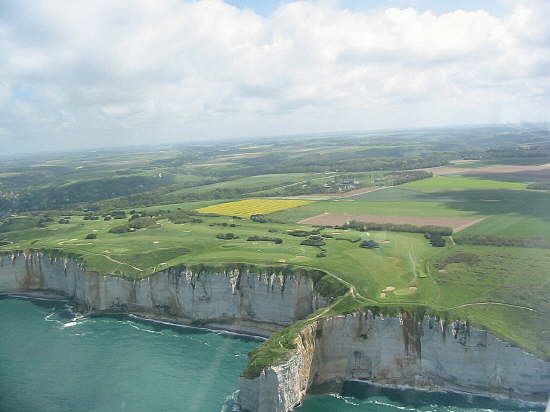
[1,291,271,341]
[3,292,549,410]
[343,379,549,410]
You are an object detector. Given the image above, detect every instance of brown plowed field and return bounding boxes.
[422,163,550,176]
[298,213,484,232]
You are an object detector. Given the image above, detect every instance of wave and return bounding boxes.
[127,314,267,341]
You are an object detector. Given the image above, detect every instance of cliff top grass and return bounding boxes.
[1,209,549,365]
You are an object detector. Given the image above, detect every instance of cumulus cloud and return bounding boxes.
[0,0,549,152]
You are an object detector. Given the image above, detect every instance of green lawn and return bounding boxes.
[2,209,549,360]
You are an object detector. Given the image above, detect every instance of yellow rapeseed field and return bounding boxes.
[196,199,313,218]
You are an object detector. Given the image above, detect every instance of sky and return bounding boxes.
[1,0,549,153]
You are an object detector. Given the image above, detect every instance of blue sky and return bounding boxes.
[225,0,510,16]
[0,0,548,153]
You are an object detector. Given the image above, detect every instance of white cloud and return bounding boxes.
[0,0,549,152]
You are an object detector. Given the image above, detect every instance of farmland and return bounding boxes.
[402,176,528,190]
[196,199,313,218]
[1,125,550,364]
[298,213,484,232]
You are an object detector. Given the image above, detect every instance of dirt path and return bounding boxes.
[336,186,390,199]
[453,217,486,232]
[76,249,143,272]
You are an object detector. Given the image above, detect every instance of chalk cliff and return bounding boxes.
[239,312,550,411]
[2,251,549,412]
[0,252,329,334]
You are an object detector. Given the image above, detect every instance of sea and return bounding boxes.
[0,298,544,412]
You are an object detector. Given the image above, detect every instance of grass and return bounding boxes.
[2,188,549,373]
[166,173,315,197]
[197,199,313,218]
[270,199,479,223]
[402,176,529,191]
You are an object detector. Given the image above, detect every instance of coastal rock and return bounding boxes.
[239,312,550,411]
[0,252,329,332]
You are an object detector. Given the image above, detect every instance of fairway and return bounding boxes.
[196,199,313,218]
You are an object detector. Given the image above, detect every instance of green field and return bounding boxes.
[2,126,550,377]
[1,209,549,360]
[402,176,529,190]
[271,199,480,223]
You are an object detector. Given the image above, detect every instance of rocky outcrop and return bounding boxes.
[0,252,329,334]
[239,312,550,411]
[2,251,549,411]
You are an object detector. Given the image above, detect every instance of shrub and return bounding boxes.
[251,214,269,223]
[287,230,312,237]
[58,218,70,224]
[300,236,326,246]
[109,225,129,234]
[85,233,97,239]
[247,236,283,244]
[345,220,452,236]
[127,216,156,229]
[426,233,446,247]
[359,240,379,249]
[104,216,112,221]
[216,233,238,240]
[111,211,127,219]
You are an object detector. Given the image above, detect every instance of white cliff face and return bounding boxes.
[3,252,549,412]
[240,312,550,412]
[0,252,329,331]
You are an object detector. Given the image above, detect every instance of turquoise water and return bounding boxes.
[0,297,258,412]
[299,381,540,412]
[0,297,542,412]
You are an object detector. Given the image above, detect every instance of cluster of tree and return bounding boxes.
[527,182,550,190]
[108,216,158,233]
[110,211,127,219]
[216,233,238,240]
[0,216,52,233]
[424,233,446,247]
[109,225,130,234]
[209,222,237,227]
[287,229,320,237]
[486,147,550,159]
[359,240,380,249]
[383,170,432,185]
[300,235,326,247]
[250,214,270,223]
[58,218,70,224]
[454,234,550,249]
[1,175,175,214]
[127,217,157,229]
[341,220,453,236]
[247,236,283,244]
